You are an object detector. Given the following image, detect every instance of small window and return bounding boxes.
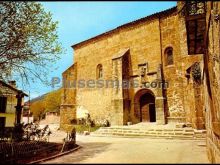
[96,64,103,79]
[0,97,7,113]
[164,47,174,66]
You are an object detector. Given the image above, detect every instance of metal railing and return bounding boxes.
[0,141,63,164]
[0,125,76,164]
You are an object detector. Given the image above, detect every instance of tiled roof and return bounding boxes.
[0,80,28,96]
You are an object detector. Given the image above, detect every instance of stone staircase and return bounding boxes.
[91,123,206,140]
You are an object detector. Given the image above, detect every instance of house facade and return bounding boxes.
[0,80,27,128]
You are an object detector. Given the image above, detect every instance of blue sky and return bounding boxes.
[22,1,176,100]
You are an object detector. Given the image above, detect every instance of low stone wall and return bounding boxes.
[40,114,60,125]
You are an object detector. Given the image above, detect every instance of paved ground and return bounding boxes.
[43,134,210,164]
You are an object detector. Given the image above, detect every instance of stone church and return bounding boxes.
[61,2,208,128]
[60,1,220,162]
[60,1,207,128]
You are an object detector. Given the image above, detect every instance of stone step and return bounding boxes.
[97,129,190,132]
[98,127,192,130]
[91,126,206,140]
[96,131,177,135]
[96,132,185,136]
[176,123,192,128]
[91,132,201,140]
[96,129,196,133]
[94,131,193,136]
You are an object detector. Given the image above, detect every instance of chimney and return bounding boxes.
[8,80,16,88]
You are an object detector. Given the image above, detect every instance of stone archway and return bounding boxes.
[134,89,156,123]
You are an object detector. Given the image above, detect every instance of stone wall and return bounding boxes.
[60,2,210,128]
[73,7,192,125]
[72,13,174,125]
[160,9,186,123]
[204,2,220,163]
[60,64,77,130]
[175,1,205,128]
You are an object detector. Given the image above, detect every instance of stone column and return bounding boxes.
[193,82,205,129]
[190,62,205,129]
[15,91,24,125]
[155,64,166,124]
[111,58,124,125]
[60,64,77,131]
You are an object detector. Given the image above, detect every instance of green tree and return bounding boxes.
[44,89,61,114]
[30,89,61,121]
[30,100,46,121]
[0,2,63,85]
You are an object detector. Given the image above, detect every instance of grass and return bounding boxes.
[74,125,101,134]
[64,125,101,134]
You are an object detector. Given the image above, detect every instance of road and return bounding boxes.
[43,135,210,164]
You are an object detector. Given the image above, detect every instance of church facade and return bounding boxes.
[60,2,207,129]
[60,2,220,162]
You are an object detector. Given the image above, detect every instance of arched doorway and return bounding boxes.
[140,93,156,122]
[134,89,156,123]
